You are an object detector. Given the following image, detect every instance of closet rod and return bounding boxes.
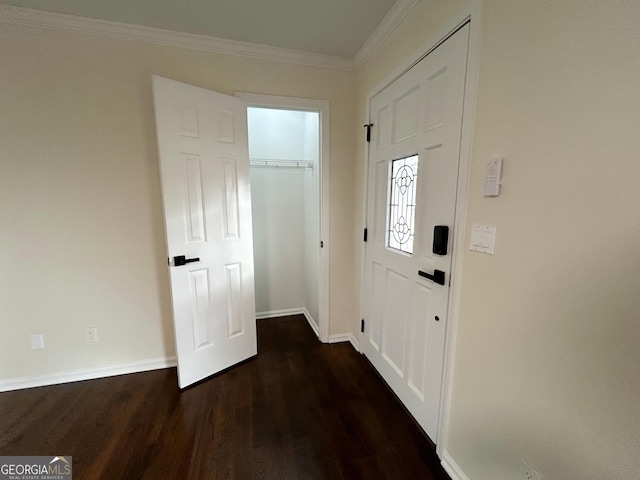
[249,158,314,169]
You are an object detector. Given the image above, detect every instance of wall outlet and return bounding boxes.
[30,334,45,350]
[85,327,98,343]
[521,459,542,480]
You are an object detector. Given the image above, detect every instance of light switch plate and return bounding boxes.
[469,224,496,255]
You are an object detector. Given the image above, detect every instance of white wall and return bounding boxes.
[248,107,320,321]
[355,1,640,479]
[0,21,357,385]
[250,167,306,313]
[9,5,638,478]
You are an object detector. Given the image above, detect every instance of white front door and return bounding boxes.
[362,24,469,441]
[152,76,257,389]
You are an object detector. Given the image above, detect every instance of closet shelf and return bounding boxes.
[249,158,314,169]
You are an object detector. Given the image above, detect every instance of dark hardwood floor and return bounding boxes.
[0,315,451,479]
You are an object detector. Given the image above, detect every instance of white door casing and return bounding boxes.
[236,92,330,343]
[362,24,469,441]
[152,76,257,389]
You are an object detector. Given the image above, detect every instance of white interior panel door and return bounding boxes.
[362,24,469,441]
[152,76,257,389]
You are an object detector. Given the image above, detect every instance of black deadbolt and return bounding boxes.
[433,226,449,255]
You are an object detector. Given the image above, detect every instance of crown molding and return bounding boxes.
[0,4,357,72]
[354,0,420,69]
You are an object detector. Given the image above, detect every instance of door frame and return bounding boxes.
[236,92,330,343]
[358,0,482,464]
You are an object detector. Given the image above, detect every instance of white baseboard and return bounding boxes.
[441,450,470,480]
[255,307,305,319]
[256,307,319,337]
[257,310,364,352]
[0,356,177,393]
[301,307,319,337]
[328,332,360,352]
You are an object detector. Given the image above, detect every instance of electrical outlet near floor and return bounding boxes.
[85,327,98,343]
[521,459,542,480]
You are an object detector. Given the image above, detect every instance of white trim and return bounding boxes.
[436,0,483,460]
[366,10,475,101]
[0,356,177,393]
[358,14,478,353]
[441,450,471,480]
[357,0,483,459]
[257,309,359,352]
[256,308,319,337]
[328,333,360,352]
[237,92,331,344]
[354,0,420,69]
[0,4,356,72]
[255,307,308,319]
[302,308,320,337]
[357,115,373,353]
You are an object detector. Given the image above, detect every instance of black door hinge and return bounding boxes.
[363,123,373,142]
[320,241,324,248]
[363,228,368,242]
[361,319,365,333]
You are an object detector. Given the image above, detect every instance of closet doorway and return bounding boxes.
[238,93,329,342]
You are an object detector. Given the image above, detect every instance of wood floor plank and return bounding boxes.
[0,315,451,479]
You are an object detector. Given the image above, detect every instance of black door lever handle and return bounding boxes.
[418,269,445,285]
[174,255,200,266]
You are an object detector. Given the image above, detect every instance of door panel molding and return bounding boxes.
[360,23,471,445]
[359,2,483,466]
[153,76,257,389]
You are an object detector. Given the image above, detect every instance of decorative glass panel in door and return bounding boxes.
[388,154,418,254]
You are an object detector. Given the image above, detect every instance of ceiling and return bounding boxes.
[0,0,400,59]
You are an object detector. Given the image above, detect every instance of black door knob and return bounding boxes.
[418,269,445,285]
